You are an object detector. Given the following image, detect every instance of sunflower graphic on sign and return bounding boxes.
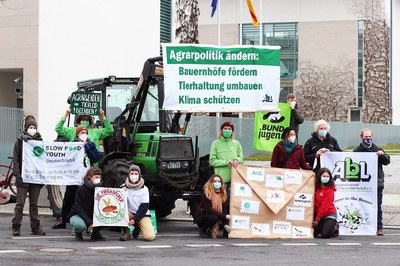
[93,188,129,227]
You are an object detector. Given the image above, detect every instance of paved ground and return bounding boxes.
[1,155,400,226]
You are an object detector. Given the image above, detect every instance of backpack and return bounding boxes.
[84,141,100,164]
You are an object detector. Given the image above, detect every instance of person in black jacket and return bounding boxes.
[287,93,304,135]
[68,167,104,241]
[353,128,390,236]
[11,116,46,236]
[303,119,342,172]
[195,174,231,239]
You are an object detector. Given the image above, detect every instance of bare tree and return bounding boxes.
[175,0,200,44]
[295,61,356,122]
[346,0,391,124]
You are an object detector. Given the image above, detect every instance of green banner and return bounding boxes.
[70,92,101,115]
[253,103,291,151]
[165,45,280,66]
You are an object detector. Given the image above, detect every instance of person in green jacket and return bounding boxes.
[52,107,114,229]
[55,107,114,148]
[209,121,244,206]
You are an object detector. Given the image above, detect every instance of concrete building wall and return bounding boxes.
[392,0,400,124]
[0,0,39,114]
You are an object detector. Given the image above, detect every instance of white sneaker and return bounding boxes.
[224,225,232,233]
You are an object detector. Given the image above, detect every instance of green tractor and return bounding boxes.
[72,57,212,218]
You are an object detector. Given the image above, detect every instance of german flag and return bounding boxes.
[246,0,259,27]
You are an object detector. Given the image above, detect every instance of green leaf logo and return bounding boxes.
[33,146,44,157]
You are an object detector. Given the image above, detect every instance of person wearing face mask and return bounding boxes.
[286,93,304,135]
[11,116,46,236]
[53,108,111,229]
[271,127,312,170]
[55,107,114,149]
[209,121,244,207]
[68,167,105,241]
[195,174,231,239]
[353,129,390,236]
[303,119,342,172]
[52,125,94,230]
[313,168,339,238]
[120,165,155,241]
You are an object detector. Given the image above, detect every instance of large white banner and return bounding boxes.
[322,152,377,235]
[22,140,87,185]
[93,187,129,227]
[162,44,281,112]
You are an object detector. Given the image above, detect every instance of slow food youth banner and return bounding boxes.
[22,140,87,185]
[162,44,281,112]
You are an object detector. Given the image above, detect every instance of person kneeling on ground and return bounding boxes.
[313,168,339,238]
[195,174,231,239]
[120,165,155,241]
[68,167,105,241]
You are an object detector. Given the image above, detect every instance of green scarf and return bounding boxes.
[281,140,296,154]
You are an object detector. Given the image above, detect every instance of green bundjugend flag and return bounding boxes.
[253,103,291,151]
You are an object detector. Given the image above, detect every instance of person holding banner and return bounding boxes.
[353,128,390,236]
[53,107,113,229]
[55,107,114,148]
[286,93,304,135]
[11,116,46,236]
[69,167,105,241]
[303,119,342,172]
[120,165,155,241]
[209,121,244,205]
[195,174,231,239]
[271,127,312,170]
[313,168,339,238]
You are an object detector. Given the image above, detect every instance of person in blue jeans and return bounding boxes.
[68,167,105,241]
[353,128,390,236]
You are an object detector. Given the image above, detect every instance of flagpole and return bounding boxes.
[218,0,221,46]
[259,0,262,45]
[240,0,243,45]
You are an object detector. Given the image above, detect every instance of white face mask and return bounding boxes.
[290,101,296,109]
[92,178,101,185]
[130,174,139,183]
[288,136,296,143]
[27,128,37,136]
[79,133,88,142]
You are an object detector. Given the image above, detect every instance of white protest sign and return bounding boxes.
[162,44,281,112]
[93,187,129,227]
[322,152,378,235]
[22,140,87,185]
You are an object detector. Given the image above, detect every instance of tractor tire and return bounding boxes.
[102,158,131,188]
[47,185,64,217]
[150,197,176,219]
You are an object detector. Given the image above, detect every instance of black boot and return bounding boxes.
[52,217,66,229]
[12,224,21,236]
[90,228,105,241]
[75,232,83,241]
[198,226,210,238]
[132,226,140,239]
[31,224,46,235]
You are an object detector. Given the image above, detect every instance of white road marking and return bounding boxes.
[88,246,126,250]
[232,243,270,247]
[137,245,172,249]
[0,250,27,253]
[186,244,223,247]
[326,243,362,246]
[158,234,198,237]
[12,236,74,240]
[372,243,400,246]
[282,243,318,246]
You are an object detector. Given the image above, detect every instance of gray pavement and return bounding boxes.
[1,155,400,226]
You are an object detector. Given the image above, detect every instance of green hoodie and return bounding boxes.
[55,118,114,148]
[209,137,244,183]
